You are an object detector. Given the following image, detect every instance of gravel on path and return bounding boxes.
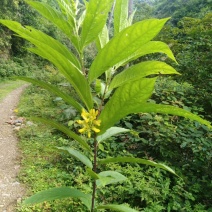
[0,85,27,212]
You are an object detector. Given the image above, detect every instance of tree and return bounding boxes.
[153,0,211,25]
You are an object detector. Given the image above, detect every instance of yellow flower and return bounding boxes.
[93,120,101,126]
[77,108,101,138]
[14,109,19,113]
[81,108,89,122]
[92,126,100,133]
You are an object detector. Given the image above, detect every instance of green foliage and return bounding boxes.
[0,0,39,57]
[89,18,172,82]
[0,58,29,78]
[116,77,212,209]
[23,187,91,209]
[134,0,155,22]
[156,12,212,119]
[16,76,210,211]
[154,0,211,25]
[1,0,211,211]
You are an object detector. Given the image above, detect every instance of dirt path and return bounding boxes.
[0,85,27,212]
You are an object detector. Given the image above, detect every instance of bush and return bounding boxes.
[116,78,212,209]
[0,58,29,78]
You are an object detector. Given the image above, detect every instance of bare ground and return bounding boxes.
[0,85,27,212]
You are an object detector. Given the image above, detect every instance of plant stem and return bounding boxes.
[91,138,98,212]
[80,52,86,76]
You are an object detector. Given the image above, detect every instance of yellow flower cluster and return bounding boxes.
[77,109,101,138]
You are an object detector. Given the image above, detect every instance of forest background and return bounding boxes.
[0,0,211,211]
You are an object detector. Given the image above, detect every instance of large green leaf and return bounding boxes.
[0,20,80,69]
[109,61,180,90]
[57,147,92,168]
[138,41,177,63]
[28,47,93,110]
[30,117,91,152]
[99,78,157,133]
[97,204,138,212]
[56,0,76,22]
[127,9,136,26]
[15,76,82,112]
[99,157,178,176]
[97,127,130,143]
[99,98,211,134]
[26,0,79,49]
[80,0,114,49]
[96,24,109,50]
[88,18,170,82]
[86,168,99,180]
[96,171,127,187]
[77,10,86,30]
[114,0,129,35]
[23,187,91,209]
[116,41,177,68]
[131,103,212,129]
[0,20,93,109]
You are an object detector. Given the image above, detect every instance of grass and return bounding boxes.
[16,85,90,211]
[0,79,26,101]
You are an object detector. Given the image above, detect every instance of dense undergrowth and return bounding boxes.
[0,58,28,78]
[16,69,211,211]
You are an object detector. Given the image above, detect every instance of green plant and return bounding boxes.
[116,77,212,209]
[154,12,212,119]
[0,58,29,78]
[1,0,211,211]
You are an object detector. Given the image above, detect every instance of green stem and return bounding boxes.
[98,73,111,115]
[91,138,98,212]
[79,52,86,76]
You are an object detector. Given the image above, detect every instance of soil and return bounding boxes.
[0,85,27,212]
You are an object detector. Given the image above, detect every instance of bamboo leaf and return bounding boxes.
[114,0,129,35]
[97,171,127,187]
[80,0,114,49]
[23,187,91,209]
[99,157,178,176]
[109,61,180,90]
[97,204,139,212]
[89,18,170,82]
[57,147,92,168]
[15,76,82,112]
[99,78,157,133]
[97,127,130,143]
[30,117,91,151]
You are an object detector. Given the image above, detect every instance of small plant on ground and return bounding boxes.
[0,0,211,211]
